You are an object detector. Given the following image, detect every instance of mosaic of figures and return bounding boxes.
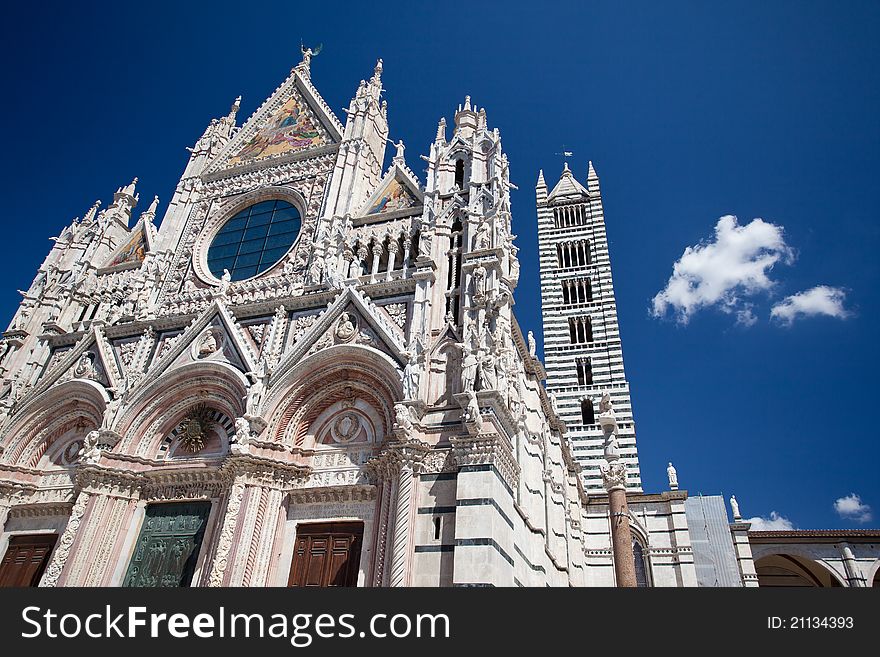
[227,96,328,167]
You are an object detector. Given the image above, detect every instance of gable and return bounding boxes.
[104,224,148,269]
[358,164,423,218]
[210,71,342,174]
[365,176,420,215]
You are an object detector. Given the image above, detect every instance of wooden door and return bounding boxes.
[0,534,57,587]
[123,501,211,587]
[288,522,363,587]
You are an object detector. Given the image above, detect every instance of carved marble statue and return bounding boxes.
[79,430,102,464]
[233,417,252,451]
[335,312,356,341]
[527,330,536,358]
[101,393,122,431]
[730,495,741,519]
[245,359,269,417]
[393,403,414,440]
[667,462,678,490]
[473,218,491,250]
[198,328,219,358]
[462,388,480,424]
[218,269,232,296]
[472,264,486,299]
[458,343,478,392]
[73,352,98,380]
[478,350,497,390]
[401,348,421,400]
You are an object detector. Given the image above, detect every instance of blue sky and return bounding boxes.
[1,2,877,529]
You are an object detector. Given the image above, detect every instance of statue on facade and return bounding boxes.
[462,389,480,425]
[472,264,486,300]
[218,269,232,296]
[473,218,491,250]
[101,391,122,431]
[478,350,497,390]
[232,417,253,454]
[417,229,433,259]
[730,495,741,519]
[197,328,219,358]
[457,343,478,392]
[401,347,421,400]
[300,42,322,68]
[73,352,98,380]
[245,358,269,417]
[335,312,357,342]
[393,403,415,440]
[667,462,678,490]
[527,330,536,358]
[79,430,102,464]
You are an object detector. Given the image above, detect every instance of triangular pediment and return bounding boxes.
[20,325,121,408]
[135,299,259,392]
[207,69,343,174]
[272,285,407,383]
[100,218,153,271]
[357,163,423,218]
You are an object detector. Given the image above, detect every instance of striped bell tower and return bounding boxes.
[536,161,642,492]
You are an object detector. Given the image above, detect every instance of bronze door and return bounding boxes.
[288,522,363,587]
[123,501,211,587]
[0,534,57,587]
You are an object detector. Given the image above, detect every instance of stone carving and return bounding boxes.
[218,269,232,296]
[195,327,221,359]
[730,495,741,520]
[292,314,317,342]
[382,303,407,330]
[72,352,99,380]
[101,392,122,431]
[667,462,678,490]
[232,417,252,454]
[177,404,213,453]
[462,389,480,425]
[393,403,414,440]
[79,430,102,464]
[478,349,497,390]
[335,312,357,342]
[528,330,536,358]
[245,358,269,417]
[473,217,491,250]
[401,345,422,400]
[472,264,486,300]
[457,343,478,393]
[331,413,362,443]
[599,460,627,491]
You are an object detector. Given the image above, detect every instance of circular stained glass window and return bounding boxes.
[207,200,301,282]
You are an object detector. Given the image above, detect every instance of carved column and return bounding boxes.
[385,239,399,281]
[370,241,384,280]
[207,458,308,587]
[598,398,636,588]
[39,490,91,587]
[369,440,427,588]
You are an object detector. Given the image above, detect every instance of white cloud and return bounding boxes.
[834,493,872,523]
[770,285,851,326]
[652,215,794,324]
[746,511,796,531]
[735,306,758,327]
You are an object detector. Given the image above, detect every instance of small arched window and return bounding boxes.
[454,160,465,189]
[580,398,595,425]
[633,539,650,587]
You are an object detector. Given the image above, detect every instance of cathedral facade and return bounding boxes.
[2,53,872,588]
[0,53,612,588]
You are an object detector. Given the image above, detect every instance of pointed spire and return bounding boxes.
[463,95,472,111]
[141,195,159,222]
[587,160,598,180]
[536,169,546,188]
[562,161,571,175]
[372,58,383,83]
[436,117,447,143]
[227,95,241,123]
[83,200,101,224]
[120,177,138,198]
